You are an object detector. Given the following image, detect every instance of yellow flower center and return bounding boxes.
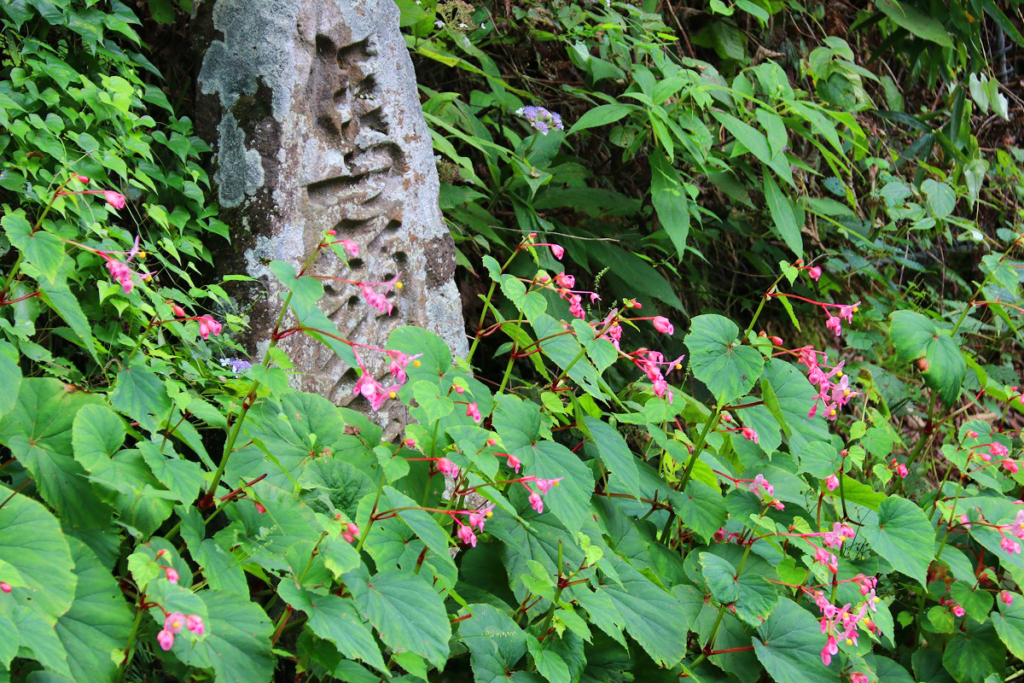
[138,251,147,260]
[830,409,836,416]
[485,510,493,518]
[172,621,181,629]
[389,392,397,399]
[852,306,859,312]
[836,370,843,378]
[844,389,850,396]
[144,275,152,281]
[873,596,880,603]
[413,360,421,367]
[675,363,683,370]
[553,480,561,487]
[845,638,853,646]
[395,281,403,289]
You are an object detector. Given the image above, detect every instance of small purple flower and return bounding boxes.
[515,106,564,135]
[219,358,253,374]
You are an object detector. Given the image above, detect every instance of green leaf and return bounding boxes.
[797,441,841,479]
[378,487,453,560]
[922,179,956,218]
[0,482,76,624]
[598,554,691,667]
[0,378,111,529]
[72,404,125,471]
[567,103,635,134]
[875,0,954,47]
[0,341,21,417]
[942,621,1004,683]
[764,173,803,258]
[458,604,528,683]
[700,552,778,626]
[860,496,934,586]
[889,310,966,405]
[350,570,451,669]
[278,582,387,673]
[2,213,65,283]
[650,149,691,256]
[753,598,836,683]
[109,363,173,432]
[712,111,773,164]
[501,274,547,322]
[584,416,641,499]
[685,315,764,404]
[529,441,596,537]
[172,590,275,683]
[55,538,134,683]
[673,480,728,543]
[950,581,993,623]
[992,591,1024,659]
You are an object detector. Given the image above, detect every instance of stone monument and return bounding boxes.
[193,0,466,431]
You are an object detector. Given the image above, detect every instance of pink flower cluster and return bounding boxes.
[940,597,966,618]
[631,349,685,404]
[99,235,153,294]
[508,476,562,514]
[334,514,360,543]
[157,612,205,651]
[360,273,402,315]
[798,349,857,421]
[746,474,784,510]
[451,504,494,547]
[814,574,879,666]
[166,302,224,340]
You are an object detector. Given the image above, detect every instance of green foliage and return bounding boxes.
[3,0,1024,682]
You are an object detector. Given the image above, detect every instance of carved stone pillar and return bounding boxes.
[193,0,466,430]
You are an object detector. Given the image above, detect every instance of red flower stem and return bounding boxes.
[0,291,39,306]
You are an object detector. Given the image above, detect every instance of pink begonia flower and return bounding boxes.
[808,266,822,280]
[652,316,674,335]
[713,528,727,543]
[157,629,175,651]
[468,505,494,531]
[466,402,482,423]
[554,272,574,288]
[825,474,839,491]
[1003,459,1019,474]
[838,302,860,324]
[1002,591,1015,606]
[536,478,562,494]
[436,457,460,479]
[339,239,359,257]
[254,501,267,514]
[164,566,179,584]
[739,427,759,444]
[342,523,360,544]
[896,463,908,478]
[991,442,1010,458]
[404,438,417,448]
[529,492,544,514]
[76,174,90,183]
[353,372,397,411]
[821,636,838,666]
[849,674,869,683]
[171,303,186,318]
[960,514,971,528]
[568,293,585,319]
[103,191,127,209]
[361,284,393,315]
[385,350,422,384]
[550,244,564,260]
[507,453,521,473]
[952,605,965,618]
[457,523,477,547]
[748,474,774,498]
[825,314,842,336]
[165,612,185,634]
[197,314,222,340]
[186,615,205,636]
[1002,537,1021,554]
[0,582,11,593]
[815,547,838,573]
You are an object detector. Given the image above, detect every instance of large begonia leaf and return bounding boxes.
[172,590,275,683]
[889,310,966,406]
[685,315,763,404]
[860,496,934,586]
[993,591,1024,659]
[458,603,528,683]
[0,378,110,529]
[753,598,836,683]
[942,621,1004,683]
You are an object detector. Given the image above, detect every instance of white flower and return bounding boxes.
[435,19,444,28]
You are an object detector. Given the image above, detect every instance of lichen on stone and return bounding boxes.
[214,112,265,207]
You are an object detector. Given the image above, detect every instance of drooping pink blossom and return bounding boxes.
[825,314,842,336]
[342,523,360,544]
[157,629,175,651]
[820,635,838,666]
[339,239,359,257]
[952,605,965,618]
[0,582,11,594]
[466,402,482,423]
[507,453,521,473]
[1002,536,1021,554]
[550,244,564,260]
[536,478,562,494]
[748,474,774,498]
[825,474,839,491]
[186,614,205,635]
[197,314,222,340]
[103,191,127,209]
[468,505,494,531]
[739,427,758,444]
[554,272,574,288]
[808,266,822,280]
[361,284,393,315]
[456,522,477,547]
[1002,591,1014,606]
[529,492,544,514]
[254,501,267,514]
[652,316,674,335]
[436,457,460,479]
[164,566,179,584]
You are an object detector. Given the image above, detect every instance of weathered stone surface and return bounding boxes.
[194,0,466,432]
